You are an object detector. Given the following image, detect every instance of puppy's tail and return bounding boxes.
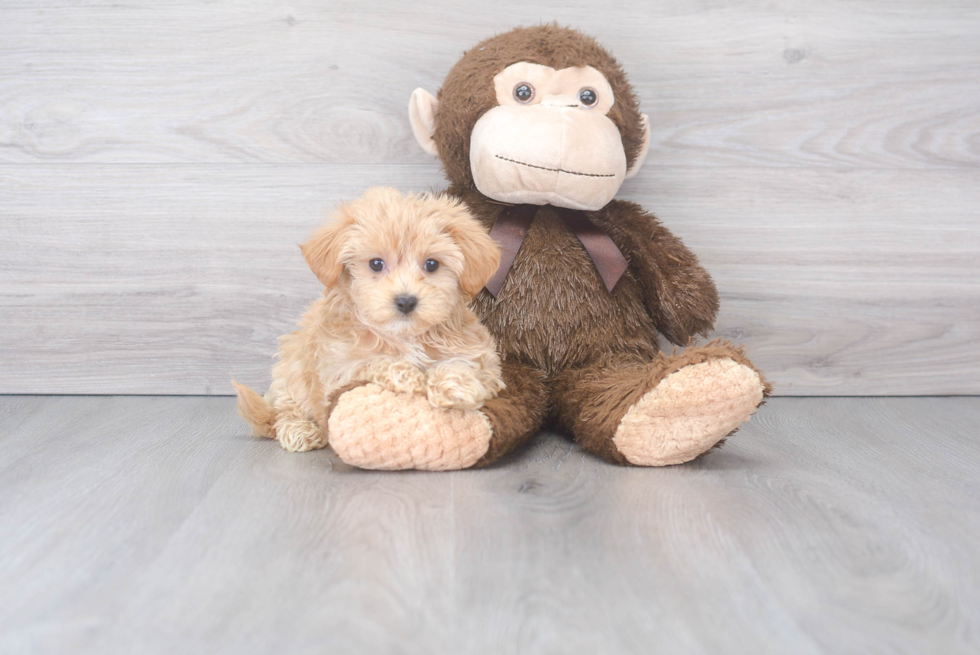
[231,380,277,439]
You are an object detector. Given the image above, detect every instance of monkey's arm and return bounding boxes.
[594,200,719,346]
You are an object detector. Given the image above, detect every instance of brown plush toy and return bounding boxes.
[325,24,770,470]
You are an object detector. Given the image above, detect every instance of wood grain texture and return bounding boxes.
[1,1,979,395]
[0,1,977,168]
[0,396,978,654]
[2,165,978,395]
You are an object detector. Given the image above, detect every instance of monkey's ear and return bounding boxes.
[300,208,355,288]
[409,88,439,156]
[625,113,651,180]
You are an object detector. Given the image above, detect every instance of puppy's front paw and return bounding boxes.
[426,364,493,411]
[276,418,325,453]
[361,358,427,395]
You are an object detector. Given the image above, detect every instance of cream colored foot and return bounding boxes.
[613,358,765,466]
[327,384,493,471]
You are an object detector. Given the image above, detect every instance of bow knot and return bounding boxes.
[484,205,628,297]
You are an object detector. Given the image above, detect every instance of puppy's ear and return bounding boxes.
[448,208,501,297]
[301,207,355,287]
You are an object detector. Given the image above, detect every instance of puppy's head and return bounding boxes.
[302,187,500,335]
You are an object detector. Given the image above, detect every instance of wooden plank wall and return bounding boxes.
[1,1,978,395]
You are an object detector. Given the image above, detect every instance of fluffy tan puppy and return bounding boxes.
[233,187,504,453]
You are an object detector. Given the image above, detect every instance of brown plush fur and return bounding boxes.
[473,360,549,467]
[426,26,770,465]
[461,194,720,372]
[553,341,772,465]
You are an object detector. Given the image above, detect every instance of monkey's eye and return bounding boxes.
[513,83,535,104]
[424,259,440,273]
[368,258,385,272]
[579,87,598,107]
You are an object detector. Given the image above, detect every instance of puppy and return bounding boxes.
[233,187,504,453]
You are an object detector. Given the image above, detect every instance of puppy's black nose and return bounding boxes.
[394,294,418,315]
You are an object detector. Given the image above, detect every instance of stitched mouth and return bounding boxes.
[495,155,616,178]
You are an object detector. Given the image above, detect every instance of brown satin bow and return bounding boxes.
[484,204,629,297]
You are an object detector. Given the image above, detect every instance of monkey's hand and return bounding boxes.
[357,358,427,396]
[595,202,719,346]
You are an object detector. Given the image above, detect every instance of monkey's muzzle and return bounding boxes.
[469,105,628,211]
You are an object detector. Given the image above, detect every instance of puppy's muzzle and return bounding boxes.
[394,294,418,315]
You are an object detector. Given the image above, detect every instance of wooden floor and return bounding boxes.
[1,396,978,654]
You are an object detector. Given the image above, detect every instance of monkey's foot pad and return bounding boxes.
[613,358,765,466]
[327,384,493,470]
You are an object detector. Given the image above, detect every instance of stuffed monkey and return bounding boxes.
[326,25,770,470]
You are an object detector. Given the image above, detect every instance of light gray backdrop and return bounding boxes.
[1,0,978,395]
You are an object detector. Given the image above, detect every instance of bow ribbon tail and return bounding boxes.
[485,205,537,297]
[559,208,628,292]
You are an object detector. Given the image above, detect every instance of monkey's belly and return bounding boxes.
[474,211,659,376]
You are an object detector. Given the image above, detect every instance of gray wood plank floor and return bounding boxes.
[1,396,978,654]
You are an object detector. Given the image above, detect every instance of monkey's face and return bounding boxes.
[468,63,629,211]
[408,26,652,209]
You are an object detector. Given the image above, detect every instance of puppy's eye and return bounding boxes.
[578,87,598,107]
[513,83,534,104]
[424,259,440,273]
[368,258,385,272]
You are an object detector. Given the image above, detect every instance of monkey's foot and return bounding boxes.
[327,384,493,470]
[613,358,765,466]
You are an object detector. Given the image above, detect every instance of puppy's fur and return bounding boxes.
[233,188,504,453]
